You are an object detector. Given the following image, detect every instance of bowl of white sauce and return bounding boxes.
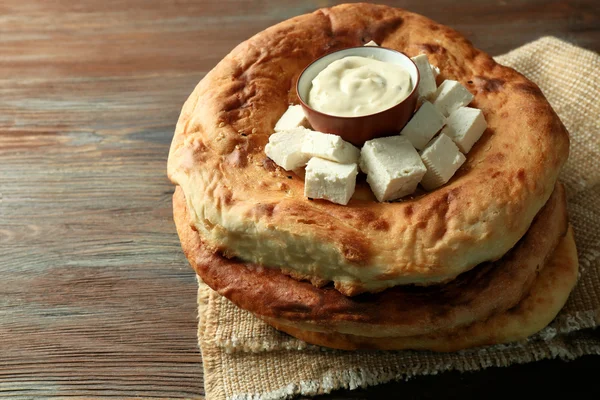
[297,46,420,146]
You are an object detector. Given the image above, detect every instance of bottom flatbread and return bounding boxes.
[262,227,578,351]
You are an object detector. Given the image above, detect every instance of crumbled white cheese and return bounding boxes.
[431,64,440,78]
[274,104,309,132]
[304,157,358,205]
[264,128,310,171]
[411,54,437,100]
[360,136,427,202]
[364,40,379,46]
[400,101,446,150]
[441,107,488,153]
[420,133,466,191]
[302,130,360,164]
[432,80,474,116]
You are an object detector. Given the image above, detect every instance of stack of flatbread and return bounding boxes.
[168,3,576,351]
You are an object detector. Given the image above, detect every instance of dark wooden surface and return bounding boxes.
[1,1,598,398]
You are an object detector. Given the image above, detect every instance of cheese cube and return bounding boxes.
[400,101,446,150]
[304,158,358,205]
[264,128,310,171]
[302,130,360,164]
[432,80,474,116]
[364,40,379,46]
[420,133,466,191]
[441,107,488,153]
[274,104,309,132]
[411,54,437,100]
[360,136,427,202]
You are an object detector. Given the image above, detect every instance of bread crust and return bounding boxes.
[168,3,570,295]
[264,227,578,351]
[173,184,569,338]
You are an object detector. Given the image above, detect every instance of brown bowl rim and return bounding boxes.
[296,46,421,120]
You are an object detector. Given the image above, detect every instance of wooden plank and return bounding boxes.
[0,73,205,397]
[0,0,598,398]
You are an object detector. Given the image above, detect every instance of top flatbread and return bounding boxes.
[167,3,569,295]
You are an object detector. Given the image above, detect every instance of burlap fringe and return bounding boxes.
[227,336,600,400]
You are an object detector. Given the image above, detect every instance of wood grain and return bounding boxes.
[0,0,598,398]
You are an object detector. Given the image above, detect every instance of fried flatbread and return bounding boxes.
[174,184,570,339]
[264,227,578,351]
[167,3,569,295]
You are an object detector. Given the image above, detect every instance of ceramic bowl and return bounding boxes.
[297,46,420,146]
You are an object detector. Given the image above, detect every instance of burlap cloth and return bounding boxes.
[195,37,600,400]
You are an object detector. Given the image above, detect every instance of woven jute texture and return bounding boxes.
[195,37,600,400]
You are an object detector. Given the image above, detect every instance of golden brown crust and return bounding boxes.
[167,3,570,295]
[174,183,568,338]
[263,227,579,351]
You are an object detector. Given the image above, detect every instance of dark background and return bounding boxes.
[1,1,598,398]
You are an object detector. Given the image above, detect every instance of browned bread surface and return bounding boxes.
[174,184,569,338]
[167,3,569,295]
[264,227,578,351]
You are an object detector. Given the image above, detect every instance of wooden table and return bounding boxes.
[1,1,598,398]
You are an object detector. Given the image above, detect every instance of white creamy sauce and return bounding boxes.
[308,56,413,117]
